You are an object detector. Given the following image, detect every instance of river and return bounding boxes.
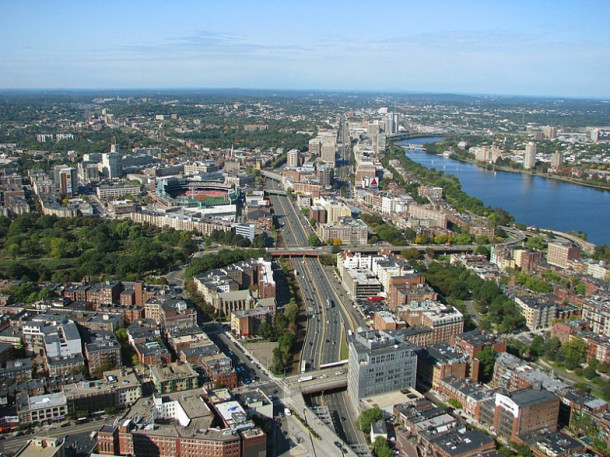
[397,137,610,246]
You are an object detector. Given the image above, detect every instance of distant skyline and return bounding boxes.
[2,1,609,98]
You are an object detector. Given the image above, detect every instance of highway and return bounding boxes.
[270,191,368,450]
[295,260,324,371]
[269,193,311,247]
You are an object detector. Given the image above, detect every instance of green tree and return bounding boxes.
[511,442,533,457]
[476,346,496,383]
[373,437,393,457]
[283,302,298,324]
[454,232,473,245]
[543,337,562,361]
[561,338,587,370]
[356,407,383,434]
[307,233,322,246]
[529,335,544,360]
[401,248,420,261]
[526,235,546,251]
[49,237,68,259]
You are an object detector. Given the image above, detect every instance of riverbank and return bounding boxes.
[410,142,610,192]
[389,132,445,141]
[396,137,610,245]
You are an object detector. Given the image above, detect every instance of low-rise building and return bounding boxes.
[134,340,172,366]
[17,391,68,424]
[150,362,200,394]
[201,353,237,388]
[63,368,142,416]
[343,268,382,299]
[397,300,464,345]
[96,388,266,457]
[14,436,65,457]
[319,217,368,245]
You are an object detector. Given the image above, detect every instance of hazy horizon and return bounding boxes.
[2,0,609,98]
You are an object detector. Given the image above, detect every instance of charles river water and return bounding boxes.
[397,137,610,246]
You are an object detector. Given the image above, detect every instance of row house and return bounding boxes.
[134,340,171,366]
[70,311,124,333]
[126,319,160,345]
[491,352,568,393]
[167,328,219,366]
[582,296,610,337]
[201,353,237,389]
[436,375,500,422]
[95,304,142,325]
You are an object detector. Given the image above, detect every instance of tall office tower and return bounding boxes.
[286,149,300,169]
[524,142,537,169]
[385,113,400,134]
[321,140,336,166]
[58,167,78,195]
[550,151,563,168]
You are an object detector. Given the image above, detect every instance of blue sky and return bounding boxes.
[1,0,609,97]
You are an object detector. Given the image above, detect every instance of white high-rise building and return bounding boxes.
[100,144,122,179]
[524,142,537,170]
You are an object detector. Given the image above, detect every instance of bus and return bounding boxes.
[298,375,313,383]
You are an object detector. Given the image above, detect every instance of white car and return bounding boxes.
[335,371,344,375]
